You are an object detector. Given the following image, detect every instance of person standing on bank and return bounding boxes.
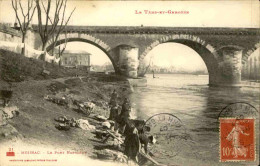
[120,98,130,116]
[108,90,119,121]
[139,132,156,154]
[117,98,131,134]
[124,122,140,163]
[109,90,118,107]
[108,100,119,121]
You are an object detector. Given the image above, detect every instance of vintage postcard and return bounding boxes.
[0,0,259,166]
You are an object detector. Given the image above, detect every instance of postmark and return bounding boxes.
[220,118,255,162]
[218,102,258,119]
[143,113,188,161]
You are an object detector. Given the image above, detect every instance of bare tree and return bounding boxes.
[56,30,68,66]
[11,0,36,56]
[35,0,75,56]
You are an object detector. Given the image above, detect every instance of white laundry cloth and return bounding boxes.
[0,41,18,52]
[24,44,44,59]
[83,102,95,109]
[76,119,95,131]
[44,52,55,62]
[54,57,60,63]
[2,106,19,119]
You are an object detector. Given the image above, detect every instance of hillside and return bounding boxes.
[0,50,131,166]
[0,49,91,83]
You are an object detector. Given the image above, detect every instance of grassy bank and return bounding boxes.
[0,49,131,165]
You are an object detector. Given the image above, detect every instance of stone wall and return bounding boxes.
[0,23,39,47]
[0,24,43,58]
[0,24,21,43]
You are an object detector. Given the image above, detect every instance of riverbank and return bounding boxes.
[0,49,134,165]
[0,74,132,165]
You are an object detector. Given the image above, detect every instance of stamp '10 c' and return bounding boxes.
[220,118,255,162]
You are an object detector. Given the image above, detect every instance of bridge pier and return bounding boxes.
[118,45,139,78]
[217,47,243,86]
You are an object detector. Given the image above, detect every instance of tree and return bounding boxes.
[35,0,75,54]
[11,0,36,56]
[56,30,68,66]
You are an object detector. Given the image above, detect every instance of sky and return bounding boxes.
[0,0,259,27]
[0,0,259,70]
[146,43,207,71]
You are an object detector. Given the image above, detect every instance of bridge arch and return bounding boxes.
[39,33,119,73]
[243,42,260,62]
[138,34,220,85]
[139,34,218,60]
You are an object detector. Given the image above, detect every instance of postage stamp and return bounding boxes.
[220,118,255,162]
[218,102,258,162]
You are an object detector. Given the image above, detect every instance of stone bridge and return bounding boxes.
[30,26,259,86]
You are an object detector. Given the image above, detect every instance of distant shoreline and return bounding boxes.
[146,73,209,75]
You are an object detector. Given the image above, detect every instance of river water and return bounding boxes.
[130,74,259,166]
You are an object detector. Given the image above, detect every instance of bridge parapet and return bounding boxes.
[32,25,259,35]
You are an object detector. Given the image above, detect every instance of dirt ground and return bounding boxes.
[0,74,132,165]
[0,49,135,165]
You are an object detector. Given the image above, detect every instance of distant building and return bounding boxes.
[242,52,260,81]
[59,50,91,67]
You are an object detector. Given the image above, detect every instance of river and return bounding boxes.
[130,74,259,166]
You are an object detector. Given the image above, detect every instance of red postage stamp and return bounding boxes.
[220,118,255,162]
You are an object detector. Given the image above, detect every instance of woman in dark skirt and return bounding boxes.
[108,100,119,121]
[124,122,140,163]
